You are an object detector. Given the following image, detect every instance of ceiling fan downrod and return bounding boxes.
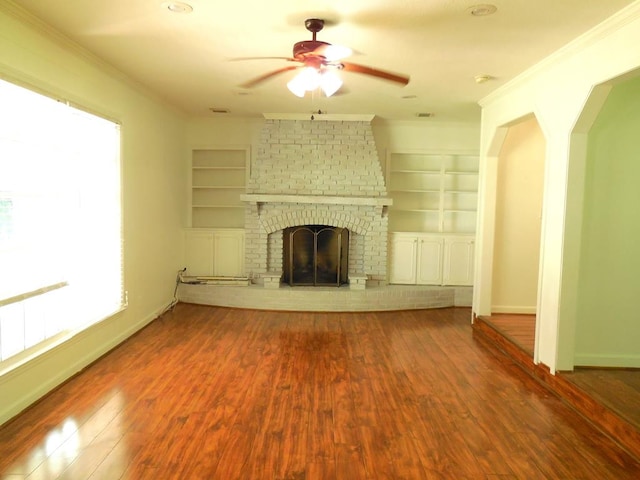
[304,18,325,41]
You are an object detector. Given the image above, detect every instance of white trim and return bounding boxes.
[0,281,68,308]
[263,113,375,122]
[574,354,640,368]
[241,193,393,206]
[490,306,537,315]
[479,2,640,108]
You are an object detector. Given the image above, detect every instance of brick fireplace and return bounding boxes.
[179,115,473,310]
[241,115,392,288]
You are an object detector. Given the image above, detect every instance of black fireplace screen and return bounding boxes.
[283,225,349,286]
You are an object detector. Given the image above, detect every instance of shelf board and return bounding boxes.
[390,189,441,194]
[444,209,477,213]
[390,169,441,174]
[192,186,245,189]
[445,190,478,194]
[192,205,245,209]
[391,208,440,213]
[445,171,479,175]
[192,166,245,170]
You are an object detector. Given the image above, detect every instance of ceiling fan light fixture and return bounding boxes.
[287,67,319,97]
[322,44,353,62]
[163,2,193,13]
[468,4,497,16]
[320,70,342,97]
[286,78,306,98]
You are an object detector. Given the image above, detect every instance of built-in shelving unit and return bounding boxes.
[386,151,478,286]
[191,148,248,228]
[387,152,479,234]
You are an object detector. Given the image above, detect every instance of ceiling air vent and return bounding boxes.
[416,112,434,118]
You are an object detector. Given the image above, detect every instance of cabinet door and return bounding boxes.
[213,230,245,277]
[185,231,214,276]
[416,236,443,285]
[388,234,418,284]
[443,236,475,285]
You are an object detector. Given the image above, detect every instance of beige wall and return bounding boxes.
[491,117,545,313]
[0,5,187,424]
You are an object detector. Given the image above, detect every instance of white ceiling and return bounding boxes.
[13,0,637,122]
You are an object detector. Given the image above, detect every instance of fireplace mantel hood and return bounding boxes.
[244,117,391,285]
[241,193,392,207]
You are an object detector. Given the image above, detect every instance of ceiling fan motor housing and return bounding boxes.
[293,40,330,62]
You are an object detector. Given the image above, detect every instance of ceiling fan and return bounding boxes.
[238,18,410,97]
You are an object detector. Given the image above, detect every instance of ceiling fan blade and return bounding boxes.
[229,56,295,62]
[341,62,410,85]
[240,65,300,88]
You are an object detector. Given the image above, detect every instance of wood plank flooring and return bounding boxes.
[1,304,640,479]
[478,314,536,354]
[478,313,640,431]
[562,368,640,430]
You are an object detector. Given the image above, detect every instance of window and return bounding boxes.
[0,78,123,367]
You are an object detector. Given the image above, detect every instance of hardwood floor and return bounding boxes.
[562,368,640,430]
[477,314,536,354]
[1,304,640,479]
[477,313,640,430]
[475,313,640,462]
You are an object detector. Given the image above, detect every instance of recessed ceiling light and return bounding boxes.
[163,2,193,13]
[474,74,494,84]
[468,4,497,16]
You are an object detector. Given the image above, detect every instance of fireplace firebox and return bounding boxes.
[283,225,349,286]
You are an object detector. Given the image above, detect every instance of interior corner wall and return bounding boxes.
[574,76,640,367]
[491,117,544,313]
[0,6,187,425]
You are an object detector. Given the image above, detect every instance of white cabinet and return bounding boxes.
[442,236,475,285]
[184,229,245,277]
[389,233,474,286]
[417,236,444,285]
[388,234,418,284]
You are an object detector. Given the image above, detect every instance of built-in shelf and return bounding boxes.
[387,151,479,234]
[191,148,249,228]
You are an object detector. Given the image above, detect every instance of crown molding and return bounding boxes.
[263,113,375,122]
[480,1,640,108]
[0,1,185,117]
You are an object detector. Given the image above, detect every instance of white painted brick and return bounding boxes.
[244,119,389,283]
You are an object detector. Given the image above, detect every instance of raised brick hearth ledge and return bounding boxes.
[178,283,473,312]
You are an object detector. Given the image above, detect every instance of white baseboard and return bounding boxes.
[490,305,537,314]
[574,353,640,368]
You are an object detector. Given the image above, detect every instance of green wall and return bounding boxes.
[575,76,640,366]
